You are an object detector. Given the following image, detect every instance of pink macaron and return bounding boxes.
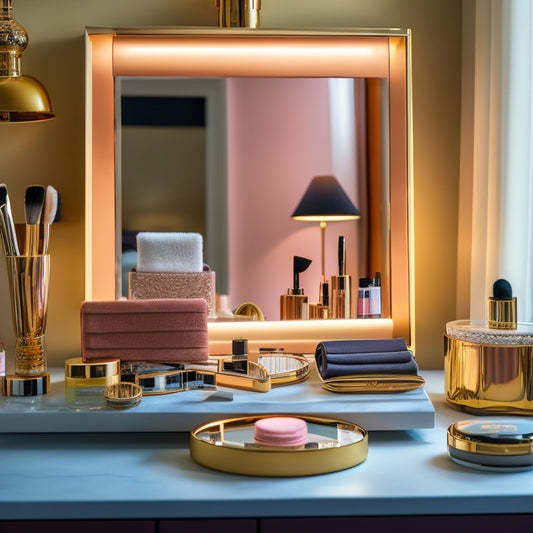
[254,416,309,447]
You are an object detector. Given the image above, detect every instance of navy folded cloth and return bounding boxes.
[315,338,419,379]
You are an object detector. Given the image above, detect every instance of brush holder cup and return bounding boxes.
[5,254,50,376]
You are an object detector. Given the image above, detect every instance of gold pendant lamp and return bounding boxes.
[0,0,54,122]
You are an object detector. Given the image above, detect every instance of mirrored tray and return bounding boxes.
[190,414,368,477]
[218,352,310,389]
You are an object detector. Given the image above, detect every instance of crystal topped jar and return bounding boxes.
[444,320,533,415]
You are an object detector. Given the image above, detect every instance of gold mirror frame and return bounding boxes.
[85,27,413,352]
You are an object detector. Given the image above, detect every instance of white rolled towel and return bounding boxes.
[136,232,204,273]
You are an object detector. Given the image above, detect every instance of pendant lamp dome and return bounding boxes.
[0,0,54,122]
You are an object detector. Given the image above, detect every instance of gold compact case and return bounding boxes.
[321,373,425,393]
[190,415,368,477]
[104,382,143,409]
[445,320,533,414]
[64,357,120,409]
[447,418,533,472]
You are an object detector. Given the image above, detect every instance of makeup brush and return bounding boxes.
[41,185,58,254]
[24,185,46,256]
[0,183,20,256]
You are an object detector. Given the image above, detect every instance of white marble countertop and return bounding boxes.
[0,370,531,521]
[0,364,434,433]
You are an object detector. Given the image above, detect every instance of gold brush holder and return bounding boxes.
[5,254,50,377]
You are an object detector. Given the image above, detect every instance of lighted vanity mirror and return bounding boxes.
[85,27,412,353]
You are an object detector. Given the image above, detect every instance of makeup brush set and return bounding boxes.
[0,184,59,388]
[0,183,59,257]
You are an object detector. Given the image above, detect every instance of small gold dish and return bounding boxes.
[104,382,142,409]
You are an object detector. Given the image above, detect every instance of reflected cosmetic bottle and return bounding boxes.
[331,236,352,318]
[309,281,330,319]
[358,274,382,318]
[280,256,312,320]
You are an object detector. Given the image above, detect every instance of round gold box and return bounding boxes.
[444,320,533,415]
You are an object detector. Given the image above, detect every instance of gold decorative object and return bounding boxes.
[215,0,261,28]
[6,254,50,376]
[0,0,54,122]
[104,382,143,409]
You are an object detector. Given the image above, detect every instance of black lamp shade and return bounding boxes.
[291,175,360,221]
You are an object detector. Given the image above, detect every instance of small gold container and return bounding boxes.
[447,418,533,471]
[64,357,120,409]
[444,320,533,415]
[104,382,143,409]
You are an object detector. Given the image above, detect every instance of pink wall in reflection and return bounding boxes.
[227,78,358,320]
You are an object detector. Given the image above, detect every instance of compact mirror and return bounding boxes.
[190,415,368,476]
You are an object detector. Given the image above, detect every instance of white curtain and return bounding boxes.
[462,0,533,324]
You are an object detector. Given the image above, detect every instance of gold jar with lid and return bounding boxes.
[65,357,120,409]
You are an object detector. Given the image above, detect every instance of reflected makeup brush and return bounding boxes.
[24,185,46,256]
[0,183,20,256]
[41,185,58,254]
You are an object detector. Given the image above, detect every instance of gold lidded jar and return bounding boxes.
[64,357,120,410]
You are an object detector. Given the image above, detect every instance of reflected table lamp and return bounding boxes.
[291,175,360,296]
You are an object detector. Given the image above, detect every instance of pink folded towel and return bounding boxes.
[81,298,208,363]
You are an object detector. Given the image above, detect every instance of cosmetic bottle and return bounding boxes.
[488,278,517,329]
[309,281,330,319]
[370,272,382,318]
[357,278,372,318]
[331,236,352,318]
[280,256,311,320]
[280,291,309,320]
[445,279,533,415]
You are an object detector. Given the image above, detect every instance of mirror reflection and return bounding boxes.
[86,28,411,342]
[117,76,386,319]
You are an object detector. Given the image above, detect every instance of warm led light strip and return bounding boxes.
[113,36,390,78]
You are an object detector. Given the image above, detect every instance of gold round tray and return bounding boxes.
[190,414,368,477]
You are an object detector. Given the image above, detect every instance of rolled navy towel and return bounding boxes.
[136,232,203,273]
[315,338,419,379]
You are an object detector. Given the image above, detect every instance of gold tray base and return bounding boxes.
[190,414,368,477]
[445,332,533,415]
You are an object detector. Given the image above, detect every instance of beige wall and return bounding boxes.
[0,0,462,369]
